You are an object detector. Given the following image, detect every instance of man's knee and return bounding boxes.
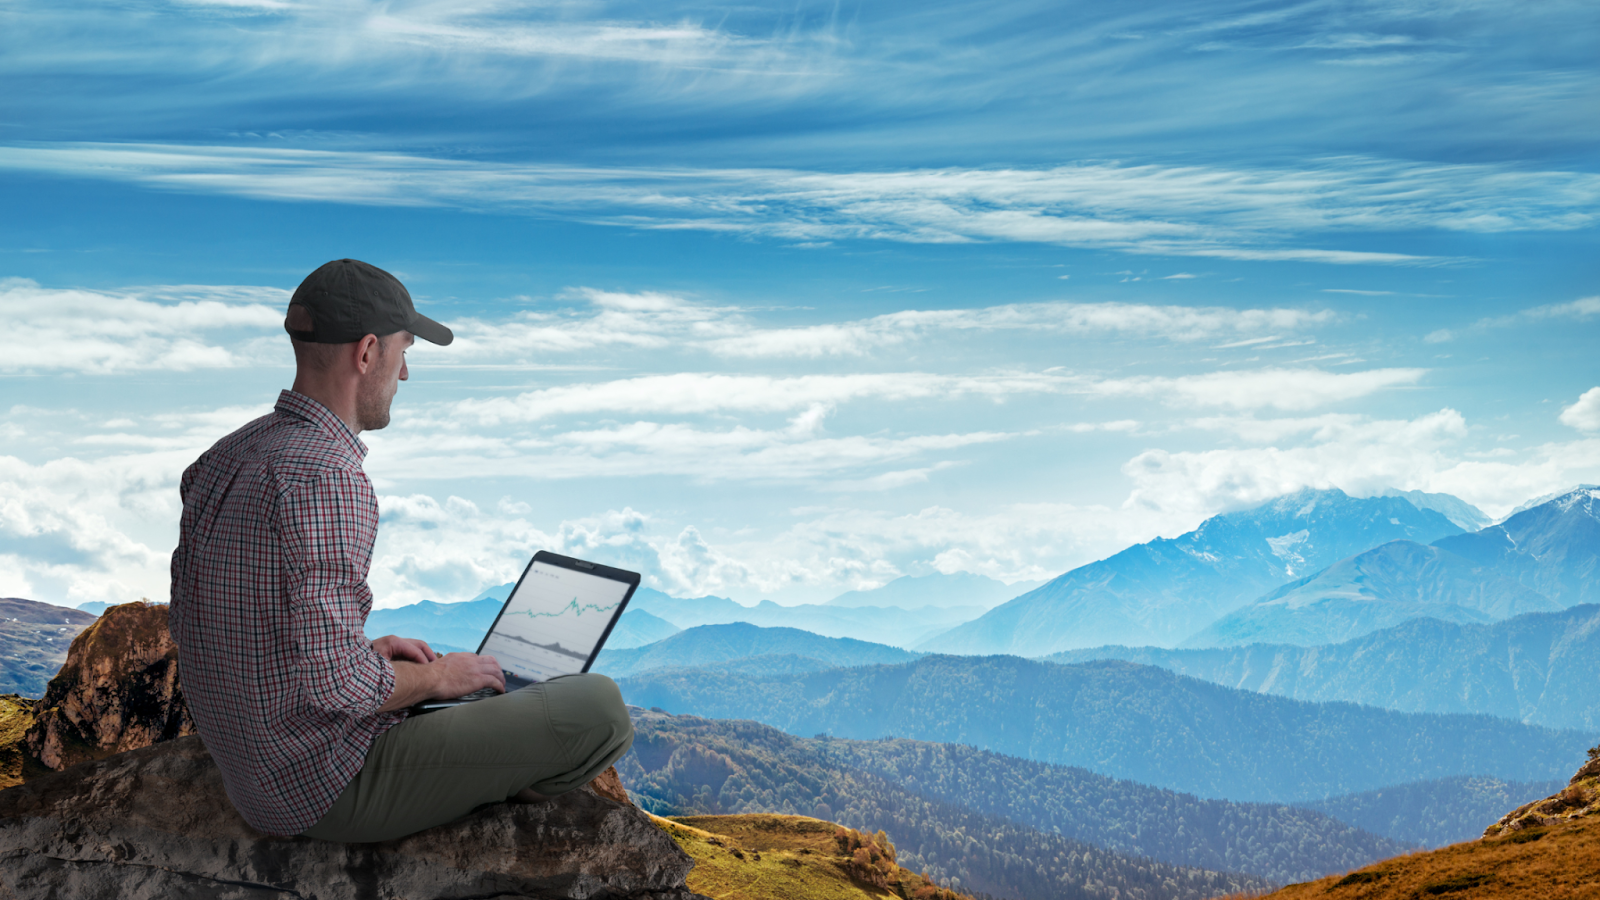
[546,672,630,730]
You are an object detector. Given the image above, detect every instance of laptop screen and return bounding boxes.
[478,559,632,684]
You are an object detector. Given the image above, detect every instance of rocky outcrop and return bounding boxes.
[21,600,195,771]
[1482,749,1600,836]
[0,600,675,898]
[0,736,702,900]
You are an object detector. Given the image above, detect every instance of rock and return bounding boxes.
[22,600,195,771]
[0,736,706,900]
[591,765,634,806]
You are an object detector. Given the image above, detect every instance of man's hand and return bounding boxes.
[371,634,436,664]
[377,652,507,713]
[427,652,506,699]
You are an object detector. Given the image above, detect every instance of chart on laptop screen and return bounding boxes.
[479,561,630,682]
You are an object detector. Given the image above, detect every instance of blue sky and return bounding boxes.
[1,0,1596,610]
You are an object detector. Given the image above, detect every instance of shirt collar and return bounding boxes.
[274,390,369,460]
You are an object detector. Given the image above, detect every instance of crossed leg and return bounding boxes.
[301,672,634,843]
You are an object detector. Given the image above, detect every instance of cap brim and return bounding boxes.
[408,313,454,346]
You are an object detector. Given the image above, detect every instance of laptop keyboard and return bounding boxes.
[455,687,499,702]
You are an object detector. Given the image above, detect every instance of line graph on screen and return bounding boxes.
[504,597,620,621]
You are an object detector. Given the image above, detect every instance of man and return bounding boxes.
[169,259,633,842]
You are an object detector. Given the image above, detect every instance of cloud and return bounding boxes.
[1125,408,1600,523]
[422,292,1340,364]
[1517,296,1600,321]
[1560,387,1600,432]
[1089,367,1426,411]
[417,366,1416,433]
[0,278,287,373]
[705,302,1337,359]
[364,491,1163,607]
[5,144,1596,264]
[368,415,1019,486]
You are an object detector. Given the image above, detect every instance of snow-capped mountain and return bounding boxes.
[917,487,1465,655]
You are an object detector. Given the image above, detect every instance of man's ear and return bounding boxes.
[352,334,381,375]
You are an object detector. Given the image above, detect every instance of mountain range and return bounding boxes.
[1050,604,1600,731]
[621,710,1358,890]
[1295,775,1565,849]
[1186,487,1599,648]
[1182,540,1560,648]
[920,488,1467,654]
[618,654,1595,803]
[593,622,919,679]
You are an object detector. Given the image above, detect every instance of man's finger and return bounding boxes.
[413,639,437,663]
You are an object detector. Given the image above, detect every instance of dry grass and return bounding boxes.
[1246,811,1600,899]
[0,694,35,790]
[652,812,970,900]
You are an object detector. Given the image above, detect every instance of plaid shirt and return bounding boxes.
[170,390,402,836]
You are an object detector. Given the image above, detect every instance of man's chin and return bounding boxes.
[357,407,393,431]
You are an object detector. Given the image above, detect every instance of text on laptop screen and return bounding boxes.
[479,561,630,683]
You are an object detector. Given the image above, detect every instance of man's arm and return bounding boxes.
[281,471,402,715]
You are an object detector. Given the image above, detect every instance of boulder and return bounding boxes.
[0,736,704,900]
[22,600,195,771]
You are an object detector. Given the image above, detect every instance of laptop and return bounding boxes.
[411,550,640,713]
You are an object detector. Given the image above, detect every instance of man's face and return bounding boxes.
[356,331,412,431]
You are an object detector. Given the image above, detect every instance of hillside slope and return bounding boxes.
[621,711,1272,898]
[655,814,975,900]
[619,656,1595,802]
[1181,540,1558,648]
[0,598,98,698]
[1263,750,1600,900]
[1047,604,1600,731]
[921,488,1463,655]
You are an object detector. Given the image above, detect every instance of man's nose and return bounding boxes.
[400,358,409,381]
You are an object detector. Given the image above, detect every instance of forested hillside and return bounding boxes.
[1047,605,1600,731]
[619,711,1282,897]
[618,655,1596,802]
[800,731,1411,879]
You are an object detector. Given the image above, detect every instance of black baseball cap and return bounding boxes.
[286,259,453,346]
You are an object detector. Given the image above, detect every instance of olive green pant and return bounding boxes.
[302,673,634,843]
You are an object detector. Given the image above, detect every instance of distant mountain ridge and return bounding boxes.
[1434,487,1600,608]
[1379,489,1491,531]
[618,654,1595,803]
[826,572,1042,609]
[1296,775,1566,848]
[1182,540,1559,648]
[920,488,1464,654]
[627,588,980,649]
[1182,486,1599,648]
[1049,604,1600,731]
[594,623,919,679]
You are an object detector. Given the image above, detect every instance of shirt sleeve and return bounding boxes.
[279,469,396,715]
